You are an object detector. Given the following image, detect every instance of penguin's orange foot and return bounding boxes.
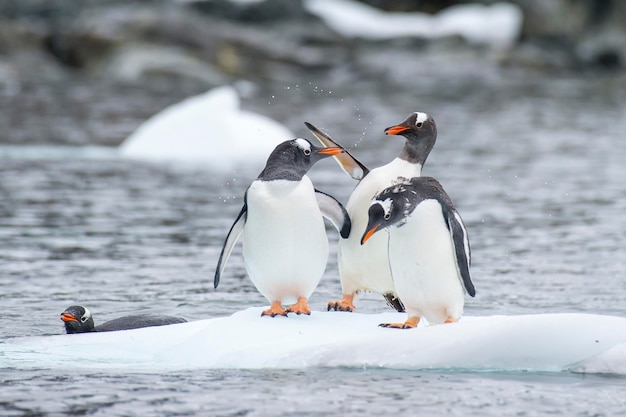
[379,316,419,329]
[327,294,355,312]
[327,300,355,312]
[261,301,287,317]
[444,316,457,324]
[286,297,311,315]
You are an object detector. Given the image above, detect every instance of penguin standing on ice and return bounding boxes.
[214,138,350,317]
[305,112,437,312]
[361,176,476,329]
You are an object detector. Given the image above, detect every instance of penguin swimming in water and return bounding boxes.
[61,305,187,334]
[361,176,475,328]
[214,138,350,317]
[305,112,437,312]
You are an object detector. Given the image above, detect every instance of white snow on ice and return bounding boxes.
[2,308,626,374]
[119,85,293,167]
[304,0,523,49]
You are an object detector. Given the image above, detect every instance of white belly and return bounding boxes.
[338,158,421,295]
[243,177,328,303]
[388,200,465,324]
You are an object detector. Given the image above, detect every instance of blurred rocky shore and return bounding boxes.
[1,0,625,147]
[1,0,624,88]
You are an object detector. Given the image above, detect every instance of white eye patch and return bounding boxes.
[81,307,91,322]
[414,112,428,125]
[372,197,393,218]
[294,138,312,153]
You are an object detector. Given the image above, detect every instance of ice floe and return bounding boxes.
[2,308,626,374]
[119,85,293,168]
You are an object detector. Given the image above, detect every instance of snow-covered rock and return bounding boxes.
[304,0,523,49]
[2,308,626,374]
[119,85,293,168]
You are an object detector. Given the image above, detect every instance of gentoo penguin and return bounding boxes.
[214,138,350,317]
[61,305,187,334]
[361,176,475,328]
[305,112,437,312]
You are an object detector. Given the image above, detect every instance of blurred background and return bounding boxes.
[1,0,625,146]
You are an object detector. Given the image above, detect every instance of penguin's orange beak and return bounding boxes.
[316,147,344,156]
[60,313,78,323]
[361,224,380,245]
[384,124,410,136]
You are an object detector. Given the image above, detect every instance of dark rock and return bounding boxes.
[0,18,70,83]
[512,0,626,69]
[28,3,345,83]
[2,0,626,84]
[356,0,460,14]
[187,0,308,22]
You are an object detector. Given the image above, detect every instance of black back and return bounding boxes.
[95,314,187,332]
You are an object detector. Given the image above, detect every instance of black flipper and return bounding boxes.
[315,189,351,238]
[444,205,475,297]
[214,201,247,288]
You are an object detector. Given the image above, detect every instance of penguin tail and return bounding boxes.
[383,293,405,313]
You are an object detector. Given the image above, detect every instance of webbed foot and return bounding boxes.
[379,316,419,329]
[261,301,288,317]
[286,297,311,315]
[327,294,355,312]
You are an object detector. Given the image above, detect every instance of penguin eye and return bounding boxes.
[416,122,423,128]
[303,149,311,156]
[80,315,88,322]
[384,212,391,220]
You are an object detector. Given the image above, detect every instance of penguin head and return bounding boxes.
[258,138,343,181]
[361,178,417,245]
[61,305,95,334]
[384,112,437,165]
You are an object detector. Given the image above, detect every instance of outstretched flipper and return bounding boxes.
[305,122,369,180]
[214,201,247,288]
[444,205,475,297]
[315,189,351,238]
